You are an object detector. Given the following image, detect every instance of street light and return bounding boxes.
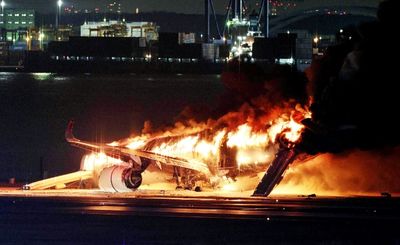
[58,0,63,9]
[56,0,62,28]
[313,36,321,56]
[26,36,30,50]
[39,32,45,50]
[1,1,5,16]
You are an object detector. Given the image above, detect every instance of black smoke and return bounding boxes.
[297,0,400,154]
[172,58,309,133]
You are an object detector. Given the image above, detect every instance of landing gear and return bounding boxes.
[125,170,143,190]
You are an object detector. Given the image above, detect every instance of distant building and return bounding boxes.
[0,9,35,30]
[252,30,312,71]
[0,9,35,48]
[294,30,313,71]
[80,20,158,41]
[178,33,196,44]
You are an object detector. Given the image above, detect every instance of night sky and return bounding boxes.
[5,0,382,14]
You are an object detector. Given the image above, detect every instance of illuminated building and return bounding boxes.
[0,9,35,44]
[0,9,34,30]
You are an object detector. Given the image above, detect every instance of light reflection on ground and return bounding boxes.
[1,187,396,199]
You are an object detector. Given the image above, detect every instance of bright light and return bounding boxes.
[278,57,294,65]
[0,1,5,8]
[237,47,243,55]
[313,37,319,44]
[340,29,343,33]
[57,0,63,8]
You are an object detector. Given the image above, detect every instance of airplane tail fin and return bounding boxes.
[65,120,77,142]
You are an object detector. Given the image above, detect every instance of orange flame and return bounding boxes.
[81,152,124,172]
[83,104,311,192]
[116,107,309,169]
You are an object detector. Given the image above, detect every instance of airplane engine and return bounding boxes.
[98,166,142,192]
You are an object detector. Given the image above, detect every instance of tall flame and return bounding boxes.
[81,152,124,172]
[117,107,309,169]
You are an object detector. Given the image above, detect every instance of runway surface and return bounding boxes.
[1,188,400,244]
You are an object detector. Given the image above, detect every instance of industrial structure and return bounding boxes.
[80,20,158,41]
[202,0,312,69]
[20,0,313,72]
[0,0,376,71]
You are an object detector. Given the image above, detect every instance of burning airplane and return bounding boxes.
[24,104,309,196]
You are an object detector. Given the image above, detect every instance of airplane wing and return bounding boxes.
[65,120,211,176]
[122,148,211,176]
